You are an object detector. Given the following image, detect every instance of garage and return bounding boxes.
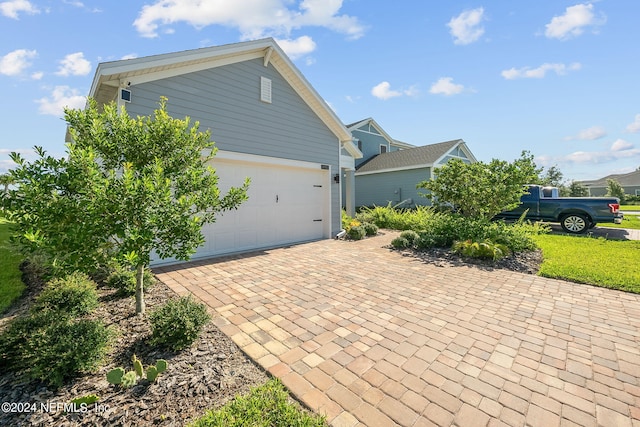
[190,152,331,260]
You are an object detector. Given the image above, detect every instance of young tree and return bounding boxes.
[567,180,589,197]
[606,179,626,204]
[5,98,250,315]
[0,173,14,194]
[417,151,541,220]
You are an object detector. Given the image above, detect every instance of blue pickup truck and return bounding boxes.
[495,185,624,233]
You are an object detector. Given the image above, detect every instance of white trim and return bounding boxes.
[215,150,324,171]
[356,164,429,176]
[340,154,355,170]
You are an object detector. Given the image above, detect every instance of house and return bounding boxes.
[346,118,476,207]
[580,170,640,197]
[78,38,362,263]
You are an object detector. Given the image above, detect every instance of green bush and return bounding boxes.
[399,230,419,244]
[106,266,155,296]
[150,295,211,351]
[362,222,379,236]
[346,225,366,240]
[32,271,99,316]
[452,239,511,260]
[0,312,113,386]
[391,236,411,249]
[190,379,326,427]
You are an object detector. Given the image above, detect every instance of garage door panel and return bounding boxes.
[188,157,329,260]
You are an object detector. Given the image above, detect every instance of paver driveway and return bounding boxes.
[154,232,640,427]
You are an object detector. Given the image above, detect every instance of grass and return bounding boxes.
[598,215,640,230]
[190,379,327,427]
[0,219,25,313]
[620,205,640,211]
[534,234,640,293]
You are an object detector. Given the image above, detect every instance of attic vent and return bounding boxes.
[120,88,131,103]
[260,77,272,103]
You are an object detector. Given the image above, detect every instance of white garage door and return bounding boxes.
[192,153,330,260]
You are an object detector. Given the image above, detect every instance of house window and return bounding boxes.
[380,145,387,154]
[357,140,362,151]
[260,77,272,103]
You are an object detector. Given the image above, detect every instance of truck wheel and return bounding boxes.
[561,214,588,234]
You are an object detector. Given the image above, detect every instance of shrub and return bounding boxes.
[391,236,411,249]
[0,312,113,386]
[346,225,366,240]
[362,222,379,236]
[106,266,155,296]
[399,230,419,244]
[150,295,211,350]
[452,239,511,260]
[32,271,99,316]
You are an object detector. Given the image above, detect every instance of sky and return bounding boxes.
[1,0,640,182]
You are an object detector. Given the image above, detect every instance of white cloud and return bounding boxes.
[274,36,316,59]
[55,52,91,76]
[133,0,365,41]
[36,86,86,117]
[545,3,605,40]
[611,139,633,152]
[0,49,37,76]
[371,81,418,100]
[447,7,485,45]
[120,53,138,60]
[429,77,464,96]
[564,125,606,141]
[0,0,40,19]
[501,62,581,79]
[372,81,401,100]
[626,114,640,133]
[542,141,640,166]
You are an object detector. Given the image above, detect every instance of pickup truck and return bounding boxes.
[495,185,624,233]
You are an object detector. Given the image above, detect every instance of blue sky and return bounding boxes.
[1,0,639,182]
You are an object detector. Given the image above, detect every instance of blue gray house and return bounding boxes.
[346,118,476,208]
[78,38,362,262]
[580,170,640,197]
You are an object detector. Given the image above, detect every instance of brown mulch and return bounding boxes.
[397,246,543,275]
[0,271,268,427]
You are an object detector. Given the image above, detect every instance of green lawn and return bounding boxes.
[620,205,640,211]
[534,234,640,293]
[599,214,640,230]
[0,219,25,313]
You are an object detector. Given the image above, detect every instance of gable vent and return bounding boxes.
[260,77,272,104]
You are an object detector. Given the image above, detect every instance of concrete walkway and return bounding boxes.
[154,233,640,427]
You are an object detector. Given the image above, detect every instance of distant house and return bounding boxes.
[77,38,362,262]
[346,118,476,208]
[580,170,640,197]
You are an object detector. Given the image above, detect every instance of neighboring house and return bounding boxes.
[77,38,362,263]
[580,170,640,197]
[346,118,476,207]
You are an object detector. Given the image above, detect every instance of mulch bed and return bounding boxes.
[0,270,268,427]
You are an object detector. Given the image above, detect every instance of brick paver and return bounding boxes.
[154,232,640,426]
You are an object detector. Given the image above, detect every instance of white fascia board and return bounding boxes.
[346,117,373,131]
[342,139,363,159]
[355,164,431,176]
[213,150,326,171]
[432,139,465,166]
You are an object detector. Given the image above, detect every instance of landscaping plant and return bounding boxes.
[149,295,211,350]
[107,354,168,388]
[3,97,250,315]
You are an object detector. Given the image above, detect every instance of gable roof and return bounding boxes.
[79,38,361,159]
[347,118,398,147]
[356,139,473,174]
[580,170,640,188]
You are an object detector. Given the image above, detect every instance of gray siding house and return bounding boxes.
[580,170,640,197]
[80,38,361,262]
[347,118,476,208]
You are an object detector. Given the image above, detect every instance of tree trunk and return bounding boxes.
[135,263,145,315]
